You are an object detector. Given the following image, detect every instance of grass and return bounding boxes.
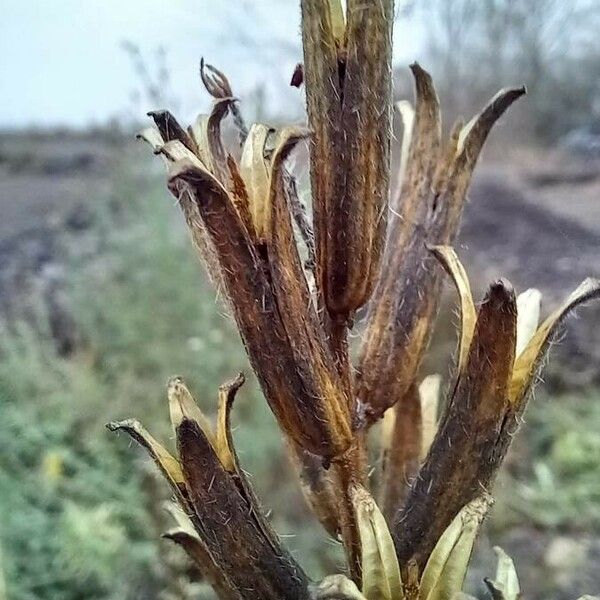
[505,390,600,530]
[0,155,599,598]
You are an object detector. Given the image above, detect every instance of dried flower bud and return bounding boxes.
[200,57,233,99]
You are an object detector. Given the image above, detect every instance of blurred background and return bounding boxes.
[1,1,600,599]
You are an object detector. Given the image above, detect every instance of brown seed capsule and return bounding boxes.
[301,0,394,318]
[393,280,517,572]
[356,69,525,426]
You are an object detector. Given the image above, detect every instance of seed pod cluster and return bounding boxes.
[109,15,600,597]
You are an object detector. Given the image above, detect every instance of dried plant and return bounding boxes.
[109,2,599,599]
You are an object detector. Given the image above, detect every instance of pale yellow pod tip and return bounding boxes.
[107,419,185,486]
[215,373,245,474]
[488,546,520,600]
[380,405,397,454]
[420,496,492,600]
[328,0,346,45]
[515,288,542,357]
[240,124,272,240]
[510,277,600,403]
[419,374,441,461]
[455,88,515,157]
[137,126,164,151]
[396,101,415,192]
[428,245,476,373]
[167,376,216,448]
[164,501,199,539]
[189,113,213,170]
[352,485,404,600]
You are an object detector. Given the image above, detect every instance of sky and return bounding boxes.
[1,0,423,129]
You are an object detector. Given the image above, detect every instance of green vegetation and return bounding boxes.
[0,161,338,599]
[0,311,159,598]
[0,161,598,598]
[510,391,600,529]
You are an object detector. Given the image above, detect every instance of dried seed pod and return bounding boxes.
[357,70,525,426]
[174,416,310,599]
[300,0,344,311]
[141,108,354,460]
[301,0,394,318]
[393,257,600,573]
[394,280,517,572]
[267,127,352,450]
[166,146,351,459]
[356,64,441,425]
[106,419,237,597]
[323,0,394,316]
[110,375,311,599]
